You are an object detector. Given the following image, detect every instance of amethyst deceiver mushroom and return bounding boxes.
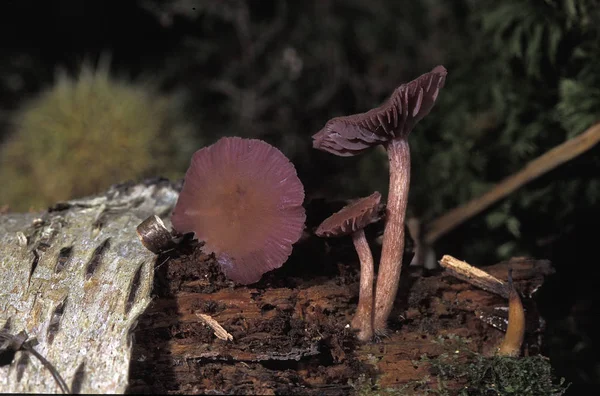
[171,136,306,284]
[312,66,447,333]
[315,192,382,341]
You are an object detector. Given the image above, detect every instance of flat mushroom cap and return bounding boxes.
[312,65,447,156]
[315,192,382,237]
[171,137,306,284]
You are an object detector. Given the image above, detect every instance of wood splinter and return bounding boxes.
[195,313,234,342]
[439,254,508,298]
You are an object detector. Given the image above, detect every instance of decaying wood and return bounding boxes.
[425,122,600,244]
[128,229,555,395]
[0,179,179,393]
[196,313,234,341]
[1,180,557,394]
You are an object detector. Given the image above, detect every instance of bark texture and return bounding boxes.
[0,179,179,393]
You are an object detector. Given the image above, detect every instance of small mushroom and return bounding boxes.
[312,66,447,333]
[171,137,306,284]
[315,192,383,341]
[497,270,526,357]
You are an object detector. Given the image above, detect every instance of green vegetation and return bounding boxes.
[422,352,569,395]
[410,0,600,261]
[0,59,197,211]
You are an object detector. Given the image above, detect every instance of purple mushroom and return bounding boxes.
[312,66,447,333]
[172,137,306,284]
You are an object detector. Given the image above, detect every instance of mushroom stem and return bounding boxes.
[497,270,526,357]
[350,229,375,341]
[373,138,411,333]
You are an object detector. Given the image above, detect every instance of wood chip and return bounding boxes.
[196,313,233,341]
[439,255,509,298]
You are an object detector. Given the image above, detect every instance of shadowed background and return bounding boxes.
[1,0,599,393]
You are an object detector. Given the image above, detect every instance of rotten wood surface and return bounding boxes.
[128,226,555,395]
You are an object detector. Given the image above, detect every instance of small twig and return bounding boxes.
[425,122,600,244]
[0,329,70,394]
[196,313,234,342]
[22,344,71,394]
[438,255,508,298]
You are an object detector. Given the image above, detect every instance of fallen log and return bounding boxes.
[1,180,560,394]
[128,237,556,394]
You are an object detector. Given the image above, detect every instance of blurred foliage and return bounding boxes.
[140,0,447,199]
[0,0,596,252]
[0,58,197,211]
[409,0,600,261]
[138,0,600,261]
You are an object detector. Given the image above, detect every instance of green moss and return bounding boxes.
[0,59,197,211]
[417,335,570,396]
[419,353,569,395]
[350,335,569,396]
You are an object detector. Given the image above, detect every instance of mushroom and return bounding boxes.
[497,270,526,357]
[171,137,306,284]
[315,192,383,341]
[312,66,447,333]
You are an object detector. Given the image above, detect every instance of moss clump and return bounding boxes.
[418,336,570,396]
[0,59,197,211]
[350,335,569,396]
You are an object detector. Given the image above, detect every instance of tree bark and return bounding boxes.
[0,179,179,393]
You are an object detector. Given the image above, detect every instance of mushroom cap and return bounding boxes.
[171,137,306,284]
[315,192,382,237]
[312,65,447,156]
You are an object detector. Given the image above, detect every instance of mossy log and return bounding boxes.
[1,180,555,394]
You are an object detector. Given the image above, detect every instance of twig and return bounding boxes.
[438,255,508,298]
[0,329,70,394]
[425,122,600,244]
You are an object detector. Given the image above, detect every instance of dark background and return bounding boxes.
[1,1,599,394]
